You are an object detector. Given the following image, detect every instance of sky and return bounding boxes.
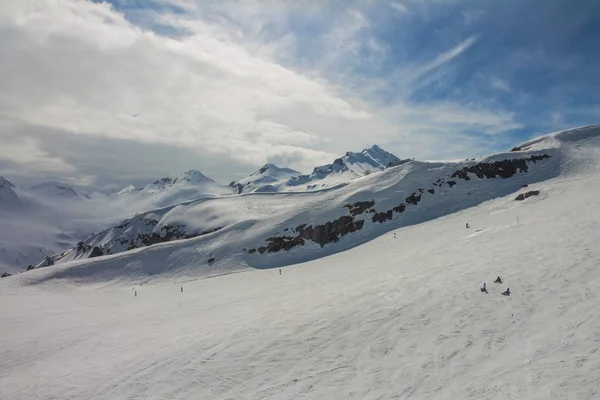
[0,0,598,191]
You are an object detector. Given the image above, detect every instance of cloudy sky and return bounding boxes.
[0,0,598,191]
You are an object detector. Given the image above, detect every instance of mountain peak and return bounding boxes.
[0,176,14,189]
[0,176,20,207]
[257,164,277,174]
[177,170,214,184]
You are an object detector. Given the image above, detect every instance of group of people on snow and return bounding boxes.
[481,277,510,296]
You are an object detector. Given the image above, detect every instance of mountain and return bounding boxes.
[3,125,600,400]
[0,176,21,209]
[111,169,235,211]
[32,125,599,271]
[230,164,301,194]
[231,145,410,194]
[27,181,90,199]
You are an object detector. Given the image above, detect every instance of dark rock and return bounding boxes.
[447,181,457,187]
[207,257,215,263]
[393,203,406,213]
[511,146,522,152]
[522,184,529,188]
[264,236,305,252]
[428,189,435,194]
[1,272,12,278]
[248,248,257,254]
[27,265,35,271]
[343,200,375,216]
[451,154,551,181]
[372,212,386,223]
[405,193,422,205]
[515,190,540,201]
[89,246,104,258]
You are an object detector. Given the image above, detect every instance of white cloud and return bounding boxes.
[390,2,409,14]
[0,0,522,187]
[490,77,512,92]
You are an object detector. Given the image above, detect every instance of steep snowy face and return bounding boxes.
[108,170,235,212]
[254,164,300,178]
[175,170,214,184]
[310,144,407,178]
[0,177,20,208]
[342,144,407,174]
[116,185,140,195]
[231,164,301,194]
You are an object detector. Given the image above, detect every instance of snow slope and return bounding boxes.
[39,128,565,272]
[230,164,302,194]
[1,126,600,399]
[110,169,235,211]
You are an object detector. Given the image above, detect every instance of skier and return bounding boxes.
[481,283,488,294]
[494,276,502,284]
[181,286,183,293]
[279,269,282,275]
[134,290,137,297]
[466,223,470,229]
[393,233,396,238]
[502,288,511,296]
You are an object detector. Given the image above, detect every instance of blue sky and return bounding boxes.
[106,0,600,136]
[0,0,599,189]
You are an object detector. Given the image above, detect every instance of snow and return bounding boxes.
[0,170,236,273]
[1,125,600,398]
[231,145,409,194]
[42,138,560,270]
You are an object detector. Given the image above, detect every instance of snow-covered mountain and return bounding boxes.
[27,181,90,199]
[112,169,235,210]
[3,125,600,399]
[31,126,598,272]
[0,176,21,209]
[229,164,302,194]
[231,145,410,194]
[0,169,234,273]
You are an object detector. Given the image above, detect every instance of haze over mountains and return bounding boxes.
[0,143,409,273]
[2,125,597,278]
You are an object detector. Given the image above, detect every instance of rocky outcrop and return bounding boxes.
[515,190,540,201]
[258,236,306,253]
[89,246,104,258]
[247,154,552,256]
[451,155,551,181]
[248,216,366,253]
[344,200,375,216]
[130,225,222,249]
[296,217,365,247]
[1,272,12,278]
[405,192,422,206]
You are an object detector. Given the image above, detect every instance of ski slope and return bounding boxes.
[1,125,600,399]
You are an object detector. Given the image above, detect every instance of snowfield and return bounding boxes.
[1,125,600,399]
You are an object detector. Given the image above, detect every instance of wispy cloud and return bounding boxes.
[390,2,409,14]
[0,0,597,189]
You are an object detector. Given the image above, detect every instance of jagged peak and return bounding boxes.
[250,163,300,177]
[177,170,214,184]
[152,177,173,186]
